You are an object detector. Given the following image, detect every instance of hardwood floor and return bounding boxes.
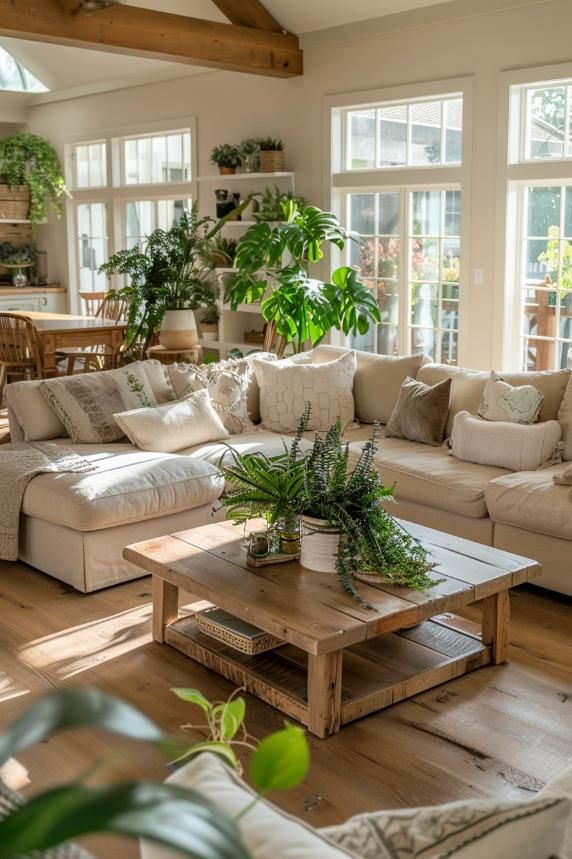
[0,560,571,857]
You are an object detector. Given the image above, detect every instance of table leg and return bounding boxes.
[41,333,56,374]
[152,576,179,643]
[481,591,510,664]
[307,651,343,738]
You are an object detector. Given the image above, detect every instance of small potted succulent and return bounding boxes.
[211,143,241,175]
[238,138,261,173]
[199,304,220,341]
[257,137,285,173]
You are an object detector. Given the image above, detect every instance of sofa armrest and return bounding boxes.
[6,402,22,442]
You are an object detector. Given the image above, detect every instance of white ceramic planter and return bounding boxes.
[300,515,342,574]
[159,309,198,350]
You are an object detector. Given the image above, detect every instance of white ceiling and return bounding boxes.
[0,0,457,98]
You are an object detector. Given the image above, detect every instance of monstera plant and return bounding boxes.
[229,200,381,357]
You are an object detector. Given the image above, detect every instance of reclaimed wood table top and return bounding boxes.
[125,518,541,657]
[10,310,127,332]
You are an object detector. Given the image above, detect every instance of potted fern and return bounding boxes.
[220,407,437,603]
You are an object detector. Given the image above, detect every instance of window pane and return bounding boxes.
[378,192,400,234]
[444,98,463,163]
[444,190,461,236]
[349,194,375,234]
[122,131,191,185]
[378,105,407,167]
[348,110,375,169]
[77,203,107,294]
[377,238,399,279]
[124,199,190,247]
[74,142,106,189]
[412,190,441,236]
[528,86,566,159]
[527,186,560,236]
[410,101,441,165]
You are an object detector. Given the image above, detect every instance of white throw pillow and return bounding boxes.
[140,752,357,859]
[450,411,562,471]
[40,362,158,444]
[322,795,569,859]
[5,379,67,442]
[251,351,357,433]
[478,371,543,424]
[113,388,229,453]
[140,359,177,404]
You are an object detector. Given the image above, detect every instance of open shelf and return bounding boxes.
[198,172,294,182]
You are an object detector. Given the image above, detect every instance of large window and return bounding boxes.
[66,121,196,312]
[331,83,469,363]
[506,77,572,370]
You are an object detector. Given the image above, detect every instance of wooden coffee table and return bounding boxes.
[124,519,541,738]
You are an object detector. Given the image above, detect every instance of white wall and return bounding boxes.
[22,0,572,369]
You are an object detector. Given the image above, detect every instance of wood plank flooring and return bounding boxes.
[0,559,571,858]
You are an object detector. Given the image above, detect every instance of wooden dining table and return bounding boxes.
[11,311,128,373]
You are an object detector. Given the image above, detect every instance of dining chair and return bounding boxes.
[56,294,130,375]
[0,313,44,400]
[79,290,107,318]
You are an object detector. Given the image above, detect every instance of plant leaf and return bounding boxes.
[172,688,212,715]
[0,689,163,768]
[171,741,239,771]
[0,782,249,859]
[221,698,246,741]
[250,723,310,793]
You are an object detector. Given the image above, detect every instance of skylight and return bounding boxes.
[0,48,48,93]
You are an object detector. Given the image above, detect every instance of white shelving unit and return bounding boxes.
[198,170,296,359]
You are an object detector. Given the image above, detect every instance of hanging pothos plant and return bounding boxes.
[0,132,69,226]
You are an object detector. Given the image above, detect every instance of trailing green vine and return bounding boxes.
[0,132,69,226]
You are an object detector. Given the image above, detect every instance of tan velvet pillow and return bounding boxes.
[385,376,452,446]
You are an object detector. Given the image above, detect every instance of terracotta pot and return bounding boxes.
[159,309,198,349]
[219,166,236,175]
[300,515,343,573]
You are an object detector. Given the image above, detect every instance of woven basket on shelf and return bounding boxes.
[0,222,32,244]
[197,607,284,655]
[259,150,285,172]
[0,185,30,221]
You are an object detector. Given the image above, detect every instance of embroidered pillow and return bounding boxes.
[250,351,357,433]
[385,376,452,446]
[478,371,543,424]
[113,389,229,453]
[322,794,569,859]
[450,410,562,471]
[40,363,157,444]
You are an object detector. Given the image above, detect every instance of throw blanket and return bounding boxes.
[0,442,96,561]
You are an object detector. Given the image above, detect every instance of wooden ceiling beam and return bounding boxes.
[211,0,284,33]
[0,0,303,78]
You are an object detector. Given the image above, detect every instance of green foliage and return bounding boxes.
[0,132,69,226]
[201,304,220,324]
[0,688,248,859]
[211,144,241,169]
[99,204,220,355]
[0,243,34,266]
[538,225,572,292]
[221,407,438,603]
[250,724,309,793]
[257,137,284,151]
[253,185,308,223]
[230,202,381,355]
[208,235,238,268]
[238,138,260,157]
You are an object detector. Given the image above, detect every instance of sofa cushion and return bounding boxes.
[5,379,67,442]
[309,344,428,424]
[179,429,312,468]
[485,462,572,541]
[478,371,544,424]
[418,364,571,438]
[348,436,510,519]
[450,411,563,471]
[22,446,224,532]
[557,374,572,460]
[385,376,451,446]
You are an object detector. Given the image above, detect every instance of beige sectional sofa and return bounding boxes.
[6,347,572,596]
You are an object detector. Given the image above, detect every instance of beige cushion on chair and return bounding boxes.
[348,436,510,519]
[310,344,429,424]
[21,444,224,532]
[485,462,572,541]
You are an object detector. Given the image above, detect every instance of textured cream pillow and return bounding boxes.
[478,371,543,424]
[451,411,562,471]
[40,363,157,444]
[113,388,229,453]
[5,379,67,442]
[251,351,357,433]
[168,361,251,433]
[140,359,177,404]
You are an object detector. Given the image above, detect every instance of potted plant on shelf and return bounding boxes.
[252,185,307,223]
[199,304,220,341]
[0,132,69,228]
[0,242,35,287]
[229,200,381,357]
[238,138,261,173]
[100,204,220,355]
[220,407,438,604]
[208,235,238,268]
[211,143,241,175]
[257,137,285,173]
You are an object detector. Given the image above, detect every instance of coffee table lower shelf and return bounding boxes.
[165,613,491,737]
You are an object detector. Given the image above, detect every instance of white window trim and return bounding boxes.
[324,76,473,363]
[495,63,572,370]
[64,117,197,314]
